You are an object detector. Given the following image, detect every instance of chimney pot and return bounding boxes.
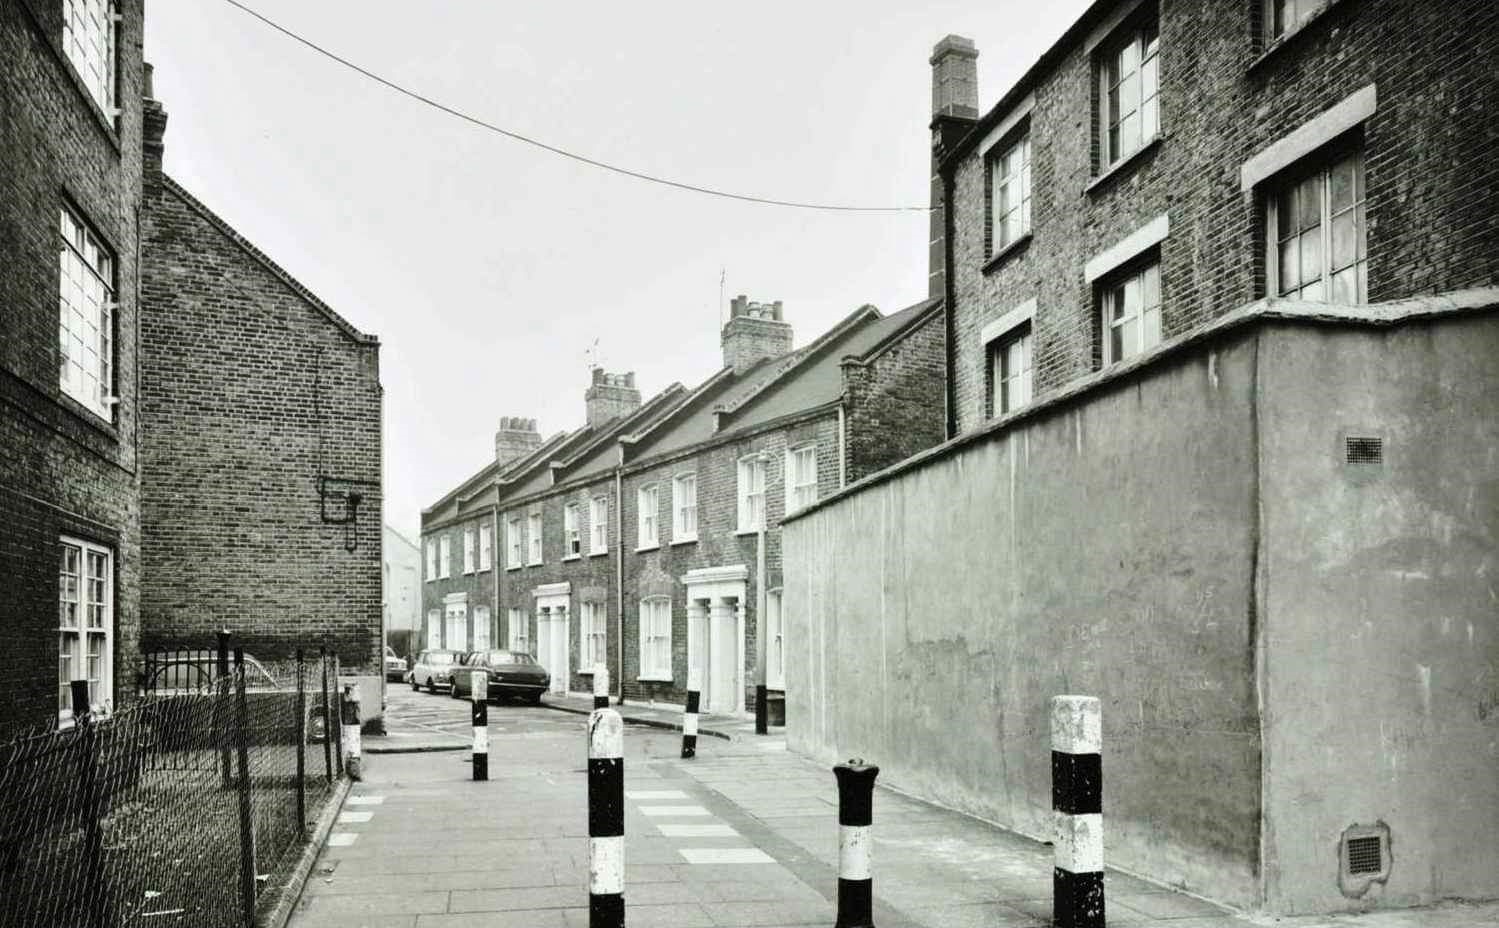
[585,368,642,427]
[495,416,542,467]
[722,296,793,374]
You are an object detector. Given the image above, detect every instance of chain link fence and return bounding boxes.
[0,639,344,927]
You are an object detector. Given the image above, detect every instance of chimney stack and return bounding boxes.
[929,35,979,300]
[494,417,542,468]
[722,295,793,374]
[584,369,641,427]
[142,62,168,194]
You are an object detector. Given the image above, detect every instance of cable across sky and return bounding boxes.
[219,0,933,213]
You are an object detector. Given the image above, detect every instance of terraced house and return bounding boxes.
[421,294,944,711]
[785,0,1499,918]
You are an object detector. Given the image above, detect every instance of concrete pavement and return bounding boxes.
[289,687,1499,927]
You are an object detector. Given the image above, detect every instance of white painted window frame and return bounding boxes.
[58,204,116,421]
[563,502,581,558]
[638,596,673,681]
[1097,15,1160,170]
[1266,149,1367,305]
[737,456,766,532]
[58,536,112,722]
[508,607,530,655]
[637,484,659,550]
[63,0,118,117]
[579,601,607,672]
[478,523,492,572]
[462,527,475,574]
[506,515,522,568]
[990,133,1032,252]
[438,535,452,579]
[472,605,491,651]
[1100,260,1163,366]
[672,473,697,542]
[425,540,437,582]
[527,512,543,566]
[426,609,441,650]
[590,496,609,555]
[766,588,785,691]
[785,446,818,513]
[989,323,1034,416]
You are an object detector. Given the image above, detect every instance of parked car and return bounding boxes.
[383,646,408,682]
[409,649,460,693]
[447,650,549,704]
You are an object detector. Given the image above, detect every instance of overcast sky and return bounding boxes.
[143,0,1090,538]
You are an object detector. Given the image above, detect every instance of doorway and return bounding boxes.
[535,598,569,694]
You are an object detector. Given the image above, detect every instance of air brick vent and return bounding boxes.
[1345,436,1383,466]
[1346,836,1382,875]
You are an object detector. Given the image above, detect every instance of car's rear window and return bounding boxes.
[485,651,521,664]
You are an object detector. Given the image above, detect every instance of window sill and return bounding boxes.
[1248,0,1346,74]
[734,527,767,537]
[526,561,543,568]
[562,554,581,562]
[477,567,492,574]
[635,543,660,553]
[506,564,523,572]
[982,232,1033,276]
[671,536,698,546]
[636,675,674,683]
[589,549,609,558]
[1085,134,1164,196]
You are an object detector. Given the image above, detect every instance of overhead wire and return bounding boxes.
[218,0,932,213]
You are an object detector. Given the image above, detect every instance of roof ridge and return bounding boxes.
[551,383,688,472]
[713,303,882,424]
[620,366,737,448]
[160,175,378,346]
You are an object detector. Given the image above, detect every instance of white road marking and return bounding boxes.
[625,789,688,800]
[346,795,385,805]
[756,741,787,752]
[337,811,374,823]
[326,833,359,847]
[656,823,738,837]
[678,848,775,864]
[639,805,710,817]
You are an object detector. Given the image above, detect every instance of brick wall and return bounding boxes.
[842,305,947,483]
[946,0,1499,434]
[0,0,145,734]
[140,167,383,674]
[419,509,499,660]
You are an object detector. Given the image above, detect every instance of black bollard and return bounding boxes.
[588,708,625,927]
[834,759,879,928]
[680,668,700,760]
[471,670,488,781]
[1052,695,1104,928]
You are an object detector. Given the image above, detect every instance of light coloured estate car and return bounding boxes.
[409,649,460,693]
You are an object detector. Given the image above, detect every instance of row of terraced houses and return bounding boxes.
[420,296,944,714]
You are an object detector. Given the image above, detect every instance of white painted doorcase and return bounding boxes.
[443,593,469,652]
[534,583,571,694]
[683,565,748,714]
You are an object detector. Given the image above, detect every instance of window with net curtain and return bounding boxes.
[1268,150,1366,304]
[1098,16,1160,169]
[59,538,111,720]
[639,597,672,679]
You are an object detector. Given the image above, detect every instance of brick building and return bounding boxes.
[138,90,385,712]
[930,0,1498,437]
[0,0,146,733]
[420,295,944,711]
[781,1,1498,917]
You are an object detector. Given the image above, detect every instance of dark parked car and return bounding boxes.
[410,648,460,693]
[448,650,549,704]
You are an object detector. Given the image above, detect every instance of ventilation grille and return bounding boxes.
[1347,836,1383,875]
[1345,436,1383,466]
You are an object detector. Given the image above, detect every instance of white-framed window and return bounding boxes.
[737,456,766,532]
[444,603,467,651]
[637,484,659,549]
[506,515,522,568]
[766,589,785,691]
[564,502,581,557]
[590,496,609,554]
[1267,149,1366,304]
[462,527,475,574]
[508,607,530,655]
[580,601,607,672]
[473,605,491,650]
[1098,17,1160,169]
[990,133,1031,252]
[478,523,493,572]
[989,323,1033,416]
[63,0,118,117]
[58,537,112,721]
[426,609,441,650]
[785,446,818,513]
[672,473,697,542]
[438,535,452,578]
[1100,260,1162,366]
[59,205,116,420]
[527,512,543,565]
[425,539,437,582]
[638,597,672,680]
[1266,0,1322,42]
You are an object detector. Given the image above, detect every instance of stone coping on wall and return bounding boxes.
[783,286,1499,525]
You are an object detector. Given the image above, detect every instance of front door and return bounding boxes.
[445,604,467,652]
[689,599,710,703]
[710,597,739,713]
[535,600,569,694]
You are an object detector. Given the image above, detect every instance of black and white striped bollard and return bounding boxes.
[588,707,625,927]
[471,670,488,781]
[340,683,362,781]
[593,663,610,709]
[681,668,700,759]
[1052,695,1104,928]
[833,758,879,928]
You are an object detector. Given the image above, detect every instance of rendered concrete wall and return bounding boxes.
[1257,315,1499,912]
[785,332,1265,907]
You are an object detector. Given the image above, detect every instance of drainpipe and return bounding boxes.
[942,169,958,440]
[837,403,847,489]
[754,519,768,732]
[614,453,625,705]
